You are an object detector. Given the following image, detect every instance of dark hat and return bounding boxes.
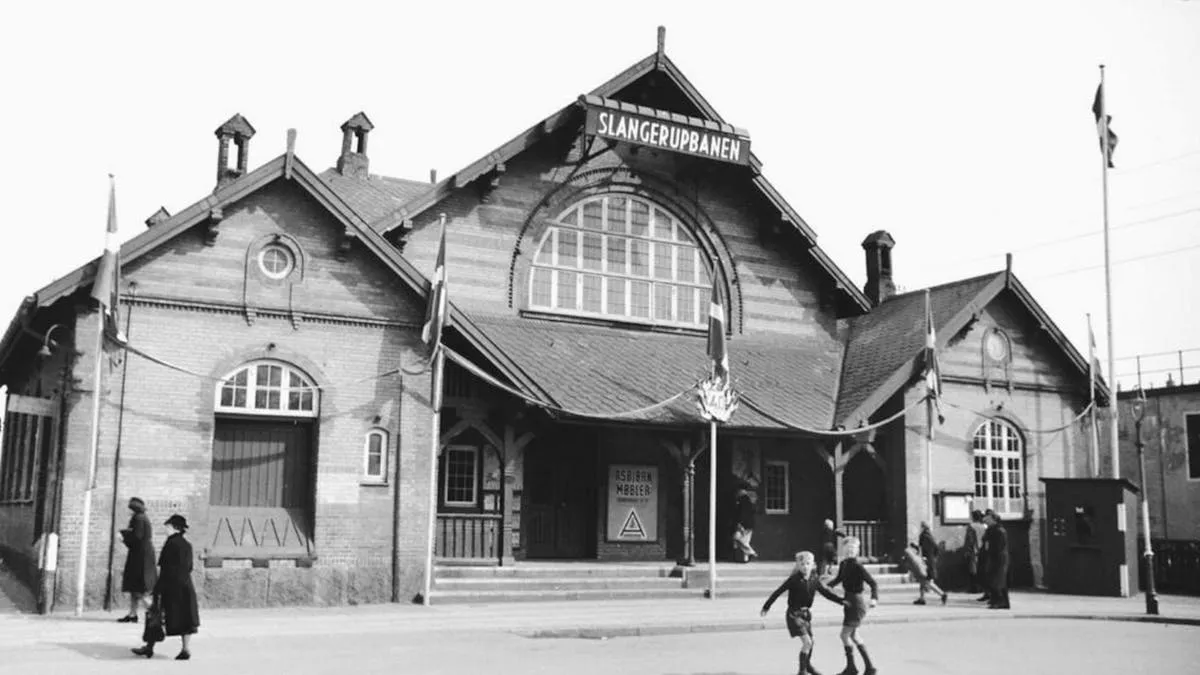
[128,497,145,513]
[164,514,189,531]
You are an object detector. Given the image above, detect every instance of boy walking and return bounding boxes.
[826,536,879,675]
[903,542,948,605]
[761,551,845,675]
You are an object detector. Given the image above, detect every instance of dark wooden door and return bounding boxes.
[523,442,592,559]
[209,418,314,556]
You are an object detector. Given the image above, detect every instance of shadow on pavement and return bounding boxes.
[0,564,38,614]
[53,642,142,661]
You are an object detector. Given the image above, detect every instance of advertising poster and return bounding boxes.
[606,464,658,542]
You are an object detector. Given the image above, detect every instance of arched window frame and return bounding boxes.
[363,428,389,484]
[971,419,1025,518]
[526,194,715,329]
[215,360,318,417]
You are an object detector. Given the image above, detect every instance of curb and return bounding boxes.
[515,612,1200,639]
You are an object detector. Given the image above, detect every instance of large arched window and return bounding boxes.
[972,420,1024,518]
[528,195,712,327]
[215,360,317,417]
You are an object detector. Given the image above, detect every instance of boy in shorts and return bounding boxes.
[761,551,845,675]
[826,536,879,675]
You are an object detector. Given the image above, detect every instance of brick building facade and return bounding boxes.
[0,39,1108,611]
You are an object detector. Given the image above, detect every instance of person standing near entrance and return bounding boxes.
[917,521,940,590]
[963,510,986,594]
[117,497,157,623]
[732,484,758,562]
[132,514,199,660]
[983,512,1010,609]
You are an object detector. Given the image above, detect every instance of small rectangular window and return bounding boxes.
[605,237,627,274]
[530,268,552,307]
[630,281,651,318]
[556,270,577,309]
[764,461,789,514]
[629,200,648,236]
[364,430,388,482]
[582,275,602,313]
[606,278,626,315]
[1187,413,1200,480]
[605,197,627,233]
[444,446,479,506]
[582,233,602,271]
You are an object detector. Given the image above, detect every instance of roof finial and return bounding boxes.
[656,26,666,64]
[1005,252,1013,283]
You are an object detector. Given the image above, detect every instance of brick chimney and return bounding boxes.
[336,112,374,178]
[215,114,256,188]
[861,230,896,306]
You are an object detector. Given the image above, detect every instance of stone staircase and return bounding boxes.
[431,560,918,605]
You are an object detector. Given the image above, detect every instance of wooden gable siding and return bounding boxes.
[123,180,422,324]
[940,291,1078,392]
[396,138,840,340]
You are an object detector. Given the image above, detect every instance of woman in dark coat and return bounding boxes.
[983,513,1010,610]
[118,497,157,622]
[132,514,199,660]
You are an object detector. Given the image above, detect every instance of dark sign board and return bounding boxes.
[584,104,750,166]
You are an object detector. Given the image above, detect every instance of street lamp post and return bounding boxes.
[1129,388,1159,616]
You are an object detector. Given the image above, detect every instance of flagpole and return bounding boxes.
[422,343,445,606]
[707,419,717,598]
[1088,313,1101,477]
[1099,64,1120,480]
[924,289,935,524]
[421,213,449,607]
[75,175,117,617]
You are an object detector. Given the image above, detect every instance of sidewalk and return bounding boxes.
[1,588,1196,647]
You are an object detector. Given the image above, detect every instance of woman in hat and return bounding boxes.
[132,514,199,660]
[117,497,157,623]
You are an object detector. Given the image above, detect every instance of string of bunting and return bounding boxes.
[121,341,430,390]
[739,392,928,437]
[942,399,1096,435]
[442,345,692,420]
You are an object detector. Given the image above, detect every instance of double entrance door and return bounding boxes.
[522,441,595,559]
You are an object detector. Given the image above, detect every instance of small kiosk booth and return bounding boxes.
[1040,478,1140,597]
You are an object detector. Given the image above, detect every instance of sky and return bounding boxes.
[0,0,1197,391]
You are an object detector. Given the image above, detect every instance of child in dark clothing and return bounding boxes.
[825,536,879,675]
[762,551,845,675]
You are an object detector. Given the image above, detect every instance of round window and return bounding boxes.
[258,244,294,279]
[984,330,1010,362]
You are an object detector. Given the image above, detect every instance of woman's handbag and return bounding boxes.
[143,602,165,644]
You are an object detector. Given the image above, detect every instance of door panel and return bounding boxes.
[523,441,593,559]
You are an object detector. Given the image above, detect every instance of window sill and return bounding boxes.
[360,479,388,487]
[518,308,709,336]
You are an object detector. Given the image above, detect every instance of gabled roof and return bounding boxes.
[0,153,544,403]
[469,314,842,430]
[370,51,871,313]
[320,169,430,228]
[836,271,1112,426]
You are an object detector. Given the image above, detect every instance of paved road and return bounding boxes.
[0,617,1195,674]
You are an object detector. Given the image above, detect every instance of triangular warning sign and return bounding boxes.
[619,508,647,539]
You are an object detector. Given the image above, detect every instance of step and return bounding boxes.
[430,587,697,604]
[700,585,928,601]
[435,576,685,592]
[679,562,901,579]
[434,565,673,579]
[680,573,912,589]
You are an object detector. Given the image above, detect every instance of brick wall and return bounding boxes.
[47,181,436,611]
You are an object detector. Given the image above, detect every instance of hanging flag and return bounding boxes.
[90,176,126,347]
[922,290,944,433]
[421,214,449,352]
[1092,82,1118,169]
[1087,316,1103,390]
[706,276,728,382]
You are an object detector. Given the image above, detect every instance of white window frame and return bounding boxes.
[971,420,1025,518]
[1185,411,1200,482]
[443,445,479,507]
[258,244,295,280]
[528,195,711,328]
[363,428,388,483]
[215,360,318,418]
[764,460,790,515]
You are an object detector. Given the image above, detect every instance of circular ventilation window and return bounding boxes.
[258,244,295,279]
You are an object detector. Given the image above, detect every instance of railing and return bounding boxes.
[842,520,889,561]
[1139,539,1200,595]
[436,513,502,563]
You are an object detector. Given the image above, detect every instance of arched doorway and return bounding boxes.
[208,360,318,558]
